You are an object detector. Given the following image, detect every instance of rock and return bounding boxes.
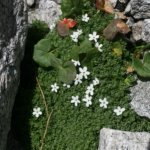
[0,0,27,150]
[109,0,117,8]
[99,128,150,150]
[141,19,150,43]
[27,0,35,7]
[28,0,62,28]
[126,17,134,27]
[130,0,150,19]
[130,79,150,119]
[103,19,130,40]
[132,21,143,41]
[124,1,131,14]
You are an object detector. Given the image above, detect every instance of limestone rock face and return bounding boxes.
[28,0,62,28]
[130,0,150,19]
[99,128,150,150]
[0,0,27,149]
[130,80,150,119]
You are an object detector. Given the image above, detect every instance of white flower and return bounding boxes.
[95,42,103,52]
[82,13,90,22]
[79,66,90,79]
[77,29,83,35]
[93,77,100,86]
[51,83,59,92]
[32,107,42,118]
[99,98,109,108]
[70,29,83,43]
[83,95,92,107]
[71,96,80,106]
[114,106,125,116]
[85,84,94,96]
[89,31,99,42]
[70,32,79,42]
[71,59,80,66]
[63,83,71,88]
[74,74,83,85]
[49,23,55,31]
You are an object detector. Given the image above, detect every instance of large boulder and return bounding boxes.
[0,0,27,149]
[99,128,150,150]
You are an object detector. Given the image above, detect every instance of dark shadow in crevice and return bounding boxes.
[9,22,49,150]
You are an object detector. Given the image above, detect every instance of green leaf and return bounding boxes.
[58,61,76,84]
[33,39,62,68]
[132,57,150,77]
[70,39,93,59]
[143,53,150,70]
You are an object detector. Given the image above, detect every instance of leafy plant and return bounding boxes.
[33,38,76,84]
[132,52,150,77]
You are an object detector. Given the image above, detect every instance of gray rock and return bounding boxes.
[99,128,150,150]
[110,0,118,8]
[130,80,150,119]
[132,21,143,41]
[124,1,131,14]
[142,19,150,43]
[130,0,150,19]
[28,0,62,28]
[0,0,27,149]
[27,0,35,7]
[126,17,134,27]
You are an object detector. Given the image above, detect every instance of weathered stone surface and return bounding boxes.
[130,0,150,19]
[132,21,143,41]
[27,0,35,7]
[99,128,150,150]
[28,0,62,28]
[0,0,27,149]
[141,19,150,43]
[130,80,150,119]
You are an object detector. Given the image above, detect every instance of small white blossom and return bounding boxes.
[85,84,94,96]
[77,29,83,35]
[93,77,100,86]
[83,95,92,107]
[32,107,42,118]
[95,42,103,52]
[70,32,79,42]
[63,83,71,88]
[71,59,80,66]
[82,13,90,22]
[51,83,59,92]
[74,74,83,85]
[49,23,55,31]
[89,31,99,42]
[79,66,90,79]
[71,96,80,106]
[70,29,83,43]
[99,98,109,108]
[114,106,125,116]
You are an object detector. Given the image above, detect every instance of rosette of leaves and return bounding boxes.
[132,52,150,78]
[33,38,76,84]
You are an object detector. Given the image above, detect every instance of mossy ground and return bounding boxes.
[12,8,150,150]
